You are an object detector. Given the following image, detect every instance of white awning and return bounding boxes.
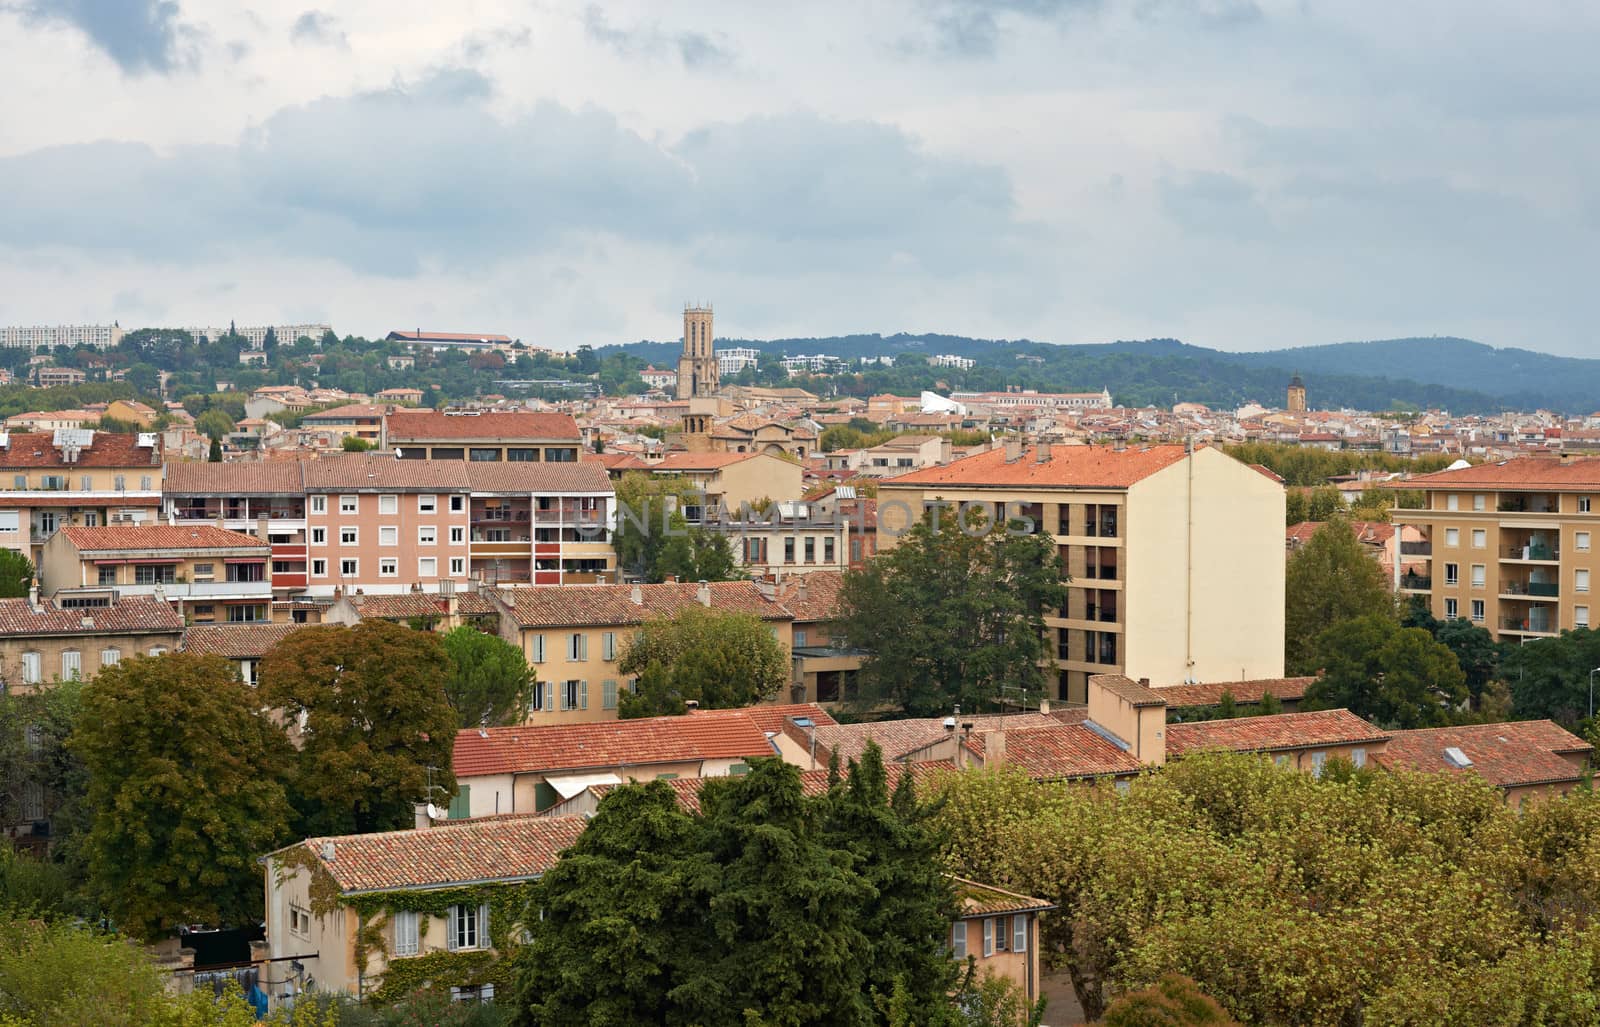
[544,771,623,800]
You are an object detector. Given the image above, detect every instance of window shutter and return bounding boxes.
[543,685,555,712]
[532,634,545,664]
[558,685,568,712]
[446,907,459,951]
[579,634,589,661]
[603,680,617,710]
[579,680,588,710]
[1013,915,1026,953]
[982,917,994,957]
[479,903,491,948]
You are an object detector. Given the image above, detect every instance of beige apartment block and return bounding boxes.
[0,430,163,565]
[1390,458,1600,641]
[877,442,1286,705]
[0,594,184,693]
[647,451,804,520]
[39,524,273,623]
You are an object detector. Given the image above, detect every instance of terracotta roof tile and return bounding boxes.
[453,707,784,777]
[1373,721,1591,789]
[386,410,580,441]
[1403,457,1600,491]
[302,404,389,420]
[652,451,767,471]
[301,453,470,491]
[182,622,305,658]
[773,571,846,624]
[347,592,449,620]
[1166,709,1389,756]
[951,877,1056,918]
[164,460,305,495]
[1088,674,1168,708]
[497,581,790,629]
[0,595,184,637]
[809,713,1060,765]
[276,815,588,894]
[0,430,161,469]
[691,702,836,735]
[463,462,612,494]
[980,725,1144,779]
[1153,677,1316,708]
[58,524,268,552]
[881,444,1189,489]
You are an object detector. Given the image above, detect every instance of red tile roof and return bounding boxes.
[1403,457,1600,491]
[385,410,580,441]
[463,462,612,494]
[300,453,471,490]
[496,581,790,628]
[808,713,1061,765]
[881,444,1189,489]
[1089,674,1167,707]
[1373,721,1591,789]
[983,725,1144,779]
[182,622,305,658]
[0,596,184,637]
[345,592,450,620]
[952,877,1056,918]
[273,815,588,894]
[691,702,836,735]
[0,430,161,469]
[1166,709,1389,756]
[652,452,768,471]
[453,708,781,777]
[1153,677,1316,708]
[773,571,846,624]
[302,404,389,421]
[1286,521,1394,547]
[58,524,268,552]
[164,460,306,495]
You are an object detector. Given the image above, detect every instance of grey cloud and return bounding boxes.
[913,0,1255,57]
[20,0,191,73]
[0,71,1019,279]
[583,5,734,70]
[290,10,347,49]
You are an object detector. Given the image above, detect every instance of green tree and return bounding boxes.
[617,606,788,718]
[0,681,91,907]
[258,621,457,836]
[1284,519,1394,674]
[1501,628,1600,726]
[341,434,373,452]
[1100,974,1240,1027]
[654,526,740,584]
[612,472,744,584]
[1433,618,1500,710]
[1284,489,1309,526]
[72,653,293,940]
[840,507,1068,716]
[1302,613,1466,727]
[208,436,223,461]
[440,625,534,728]
[195,408,235,439]
[0,548,32,597]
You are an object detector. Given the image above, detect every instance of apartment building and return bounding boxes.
[714,499,858,578]
[462,462,614,586]
[489,580,794,726]
[299,404,387,443]
[34,368,86,387]
[39,525,273,622]
[164,462,311,605]
[646,451,805,520]
[0,594,184,693]
[877,442,1286,705]
[0,324,124,351]
[386,410,582,463]
[1390,458,1600,640]
[0,430,163,565]
[854,435,952,478]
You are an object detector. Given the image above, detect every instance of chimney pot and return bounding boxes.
[630,583,643,605]
[320,841,335,862]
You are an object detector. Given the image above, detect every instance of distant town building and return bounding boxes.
[33,367,86,388]
[950,388,1113,411]
[1287,374,1307,413]
[780,354,845,376]
[385,329,512,352]
[929,354,976,370]
[676,305,719,400]
[716,347,760,377]
[0,324,124,351]
[639,365,678,390]
[186,324,332,348]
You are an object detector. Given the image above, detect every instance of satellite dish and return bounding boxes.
[426,803,444,821]
[393,447,404,458]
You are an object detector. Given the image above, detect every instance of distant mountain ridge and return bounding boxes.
[599,335,1592,414]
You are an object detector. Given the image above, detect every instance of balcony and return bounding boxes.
[1501,581,1559,599]
[1400,541,1432,556]
[1502,543,1560,562]
[1500,615,1557,636]
[1399,574,1432,591]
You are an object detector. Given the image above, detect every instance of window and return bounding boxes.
[568,633,587,661]
[530,634,546,664]
[1446,494,1459,511]
[1470,564,1485,588]
[114,474,125,490]
[149,646,167,657]
[1445,563,1459,586]
[312,558,328,577]
[531,680,550,712]
[1473,494,1486,511]
[227,605,265,623]
[311,527,327,545]
[194,605,216,617]
[470,447,500,461]
[134,565,176,585]
[340,527,359,546]
[289,906,311,938]
[1471,529,1486,549]
[418,557,437,577]
[1445,597,1458,619]
[310,496,327,514]
[804,538,815,563]
[22,651,40,684]
[601,632,617,661]
[1471,599,1485,622]
[508,448,536,462]
[419,495,437,514]
[1579,606,1591,629]
[602,679,618,710]
[824,537,835,564]
[784,538,795,564]
[546,448,578,462]
[449,557,465,576]
[951,922,968,960]
[1582,497,1594,513]
[379,494,398,515]
[140,476,152,491]
[981,917,995,957]
[61,651,81,680]
[0,511,16,534]
[340,495,358,514]
[1580,532,1592,552]
[794,629,809,647]
[450,495,465,513]
[1352,747,1367,768]
[380,558,398,577]
[340,558,358,577]
[1013,915,1027,953]
[97,566,116,585]
[561,680,586,711]
[1580,569,1592,594]
[419,526,437,545]
[99,648,120,668]
[393,911,420,957]
[1311,752,1327,778]
[193,563,214,579]
[449,526,465,544]
[447,904,488,951]
[379,526,398,547]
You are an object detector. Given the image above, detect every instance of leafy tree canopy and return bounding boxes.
[1302,614,1467,728]
[1284,518,1395,674]
[616,606,789,718]
[0,548,32,597]
[440,625,534,728]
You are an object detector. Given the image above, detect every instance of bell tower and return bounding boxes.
[675,304,718,400]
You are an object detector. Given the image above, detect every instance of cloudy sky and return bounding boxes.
[2,1,1597,355]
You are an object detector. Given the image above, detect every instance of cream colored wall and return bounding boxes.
[715,455,804,508]
[0,631,182,693]
[1123,447,1285,685]
[265,861,357,996]
[954,914,1043,1004]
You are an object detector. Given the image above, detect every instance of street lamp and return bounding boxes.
[1589,668,1600,721]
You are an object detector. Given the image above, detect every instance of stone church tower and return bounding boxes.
[1287,373,1306,413]
[675,304,718,400]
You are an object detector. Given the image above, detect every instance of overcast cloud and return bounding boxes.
[0,0,1596,354]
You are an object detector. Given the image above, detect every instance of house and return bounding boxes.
[1373,721,1592,807]
[4,410,98,432]
[102,400,159,427]
[0,593,184,693]
[639,366,677,391]
[181,622,305,686]
[299,404,388,444]
[38,524,273,623]
[385,409,582,464]
[1153,677,1316,717]
[262,814,587,1001]
[34,367,87,387]
[878,443,1285,705]
[488,580,795,724]
[450,703,834,814]
[714,499,860,578]
[0,429,164,566]
[770,571,868,705]
[376,387,424,405]
[647,451,805,519]
[855,435,952,478]
[950,878,1054,1007]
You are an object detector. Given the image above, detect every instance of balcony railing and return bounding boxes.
[1502,544,1559,561]
[1501,616,1556,633]
[1399,541,1432,556]
[1400,575,1432,590]
[1502,581,1560,598]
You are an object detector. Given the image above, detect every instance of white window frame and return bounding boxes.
[1446,494,1459,511]
[340,495,358,514]
[379,494,398,515]
[1470,564,1485,588]
[1445,597,1458,619]
[418,495,438,514]
[1579,532,1592,553]
[603,679,618,710]
[981,917,995,957]
[1352,747,1367,768]
[393,910,420,957]
[450,495,465,513]
[379,558,398,578]
[419,526,437,546]
[99,648,120,668]
[1580,569,1592,594]
[449,526,465,545]
[1582,497,1594,513]
[61,650,81,680]
[1012,915,1027,953]
[568,633,587,661]
[418,557,438,578]
[1473,494,1486,511]
[1311,751,1327,778]
[601,632,617,661]
[1471,599,1485,623]
[951,921,967,960]
[312,558,328,577]
[1445,563,1459,586]
[1578,606,1590,629]
[340,558,359,577]
[449,557,465,576]
[1471,529,1486,549]
[340,526,359,546]
[310,495,327,515]
[1445,527,1459,547]
[22,651,41,684]
[448,904,487,951]
[380,526,398,547]
[310,527,327,545]
[531,634,546,664]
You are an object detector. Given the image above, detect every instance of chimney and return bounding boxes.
[986,729,1006,768]
[697,580,711,607]
[256,514,270,542]
[27,584,41,614]
[630,583,643,605]
[685,699,700,711]
[80,614,94,630]
[1003,438,1023,462]
[320,841,335,862]
[414,803,432,831]
[795,577,808,601]
[1039,697,1051,715]
[1035,442,1051,463]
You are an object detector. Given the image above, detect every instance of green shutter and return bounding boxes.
[533,781,559,812]
[447,784,471,819]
